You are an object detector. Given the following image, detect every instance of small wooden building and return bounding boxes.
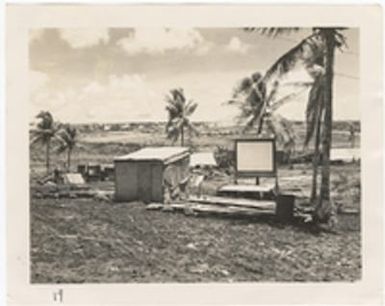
[114,147,190,203]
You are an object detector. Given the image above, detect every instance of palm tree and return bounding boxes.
[56,124,78,172]
[229,72,311,156]
[246,27,347,223]
[165,88,198,146]
[30,111,61,174]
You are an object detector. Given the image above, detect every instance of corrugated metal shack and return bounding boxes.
[114,147,190,203]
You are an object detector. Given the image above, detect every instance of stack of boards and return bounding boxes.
[147,196,276,217]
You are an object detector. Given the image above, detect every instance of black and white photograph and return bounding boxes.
[4,3,384,305]
[29,26,362,283]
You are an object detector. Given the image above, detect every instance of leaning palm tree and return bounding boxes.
[165,88,198,146]
[245,27,347,223]
[229,72,311,156]
[30,111,61,174]
[304,64,325,203]
[56,124,78,172]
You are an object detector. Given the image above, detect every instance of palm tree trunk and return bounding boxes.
[46,139,50,174]
[310,109,322,202]
[181,126,184,146]
[315,31,335,222]
[257,115,264,135]
[67,148,72,172]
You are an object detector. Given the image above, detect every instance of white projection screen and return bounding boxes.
[235,139,276,177]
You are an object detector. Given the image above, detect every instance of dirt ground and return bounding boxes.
[30,201,360,283]
[30,162,361,283]
[29,124,361,283]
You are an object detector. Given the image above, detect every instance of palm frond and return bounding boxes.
[54,124,78,153]
[262,33,318,83]
[166,125,180,143]
[185,120,199,136]
[266,113,296,152]
[30,134,44,146]
[304,74,325,146]
[232,77,253,98]
[245,27,300,38]
[165,88,198,144]
[242,114,259,133]
[270,87,309,112]
[265,81,280,106]
[185,101,198,116]
[281,81,314,87]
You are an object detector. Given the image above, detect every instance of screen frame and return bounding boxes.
[234,137,277,178]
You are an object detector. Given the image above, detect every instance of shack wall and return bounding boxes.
[115,155,190,203]
[114,161,138,202]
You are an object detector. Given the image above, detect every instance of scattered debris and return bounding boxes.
[146,203,164,210]
[331,148,360,162]
[77,163,115,182]
[186,243,197,250]
[190,152,217,168]
[189,263,209,274]
[63,173,85,185]
[94,191,113,202]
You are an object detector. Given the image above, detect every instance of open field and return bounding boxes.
[30,122,361,283]
[31,196,360,283]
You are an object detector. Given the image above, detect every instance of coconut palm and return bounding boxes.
[229,73,311,156]
[56,124,78,171]
[165,88,198,146]
[246,27,347,223]
[30,111,61,174]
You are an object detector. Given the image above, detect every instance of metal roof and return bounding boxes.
[114,147,190,163]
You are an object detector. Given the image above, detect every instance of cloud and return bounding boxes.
[117,28,211,55]
[59,28,109,48]
[30,70,49,92]
[226,37,250,54]
[29,29,44,43]
[30,73,167,123]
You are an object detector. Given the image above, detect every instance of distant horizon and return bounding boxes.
[29,117,361,126]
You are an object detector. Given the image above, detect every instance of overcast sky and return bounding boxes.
[29,28,359,124]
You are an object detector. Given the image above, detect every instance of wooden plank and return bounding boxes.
[186,203,274,216]
[189,195,276,210]
[218,184,275,193]
[146,201,275,217]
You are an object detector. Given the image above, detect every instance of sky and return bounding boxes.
[29,28,359,124]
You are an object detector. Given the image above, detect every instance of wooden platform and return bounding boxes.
[144,191,301,221]
[189,195,276,210]
[147,202,275,217]
[218,184,275,193]
[217,183,276,200]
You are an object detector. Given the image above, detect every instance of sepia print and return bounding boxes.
[29,26,361,283]
[6,4,383,305]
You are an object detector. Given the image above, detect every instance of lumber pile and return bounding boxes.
[147,195,277,218]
